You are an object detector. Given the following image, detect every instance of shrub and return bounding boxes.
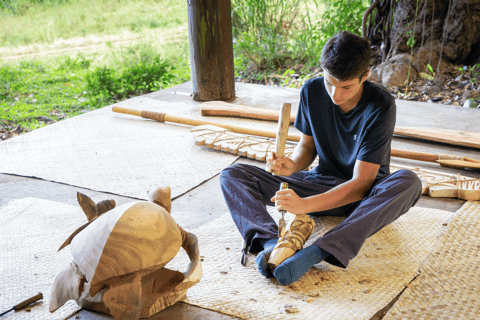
[231,0,369,74]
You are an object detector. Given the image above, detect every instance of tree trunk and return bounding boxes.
[187,0,235,101]
[366,0,480,72]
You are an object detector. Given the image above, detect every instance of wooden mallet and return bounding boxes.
[272,102,292,176]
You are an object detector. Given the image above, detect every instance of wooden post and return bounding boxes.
[187,0,235,101]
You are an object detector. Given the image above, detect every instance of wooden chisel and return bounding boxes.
[0,292,43,316]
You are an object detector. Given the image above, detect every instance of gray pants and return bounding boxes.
[220,164,422,268]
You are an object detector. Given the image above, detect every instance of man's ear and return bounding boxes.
[362,70,370,82]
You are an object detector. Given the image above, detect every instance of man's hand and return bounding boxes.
[271,188,308,215]
[265,151,296,176]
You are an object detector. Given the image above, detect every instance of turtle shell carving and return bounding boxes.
[49,188,202,320]
[70,201,183,296]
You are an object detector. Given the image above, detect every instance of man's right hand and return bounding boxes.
[265,151,296,176]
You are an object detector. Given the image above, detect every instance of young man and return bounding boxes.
[220,31,422,286]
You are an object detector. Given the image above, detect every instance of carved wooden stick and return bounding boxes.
[112,106,301,142]
[273,103,292,176]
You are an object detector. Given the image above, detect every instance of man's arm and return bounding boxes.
[274,159,380,215]
[266,133,317,176]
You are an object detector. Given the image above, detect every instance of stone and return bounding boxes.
[433,74,447,87]
[461,90,476,104]
[381,54,419,88]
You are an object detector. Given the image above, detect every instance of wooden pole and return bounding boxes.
[187,0,235,101]
[112,106,301,141]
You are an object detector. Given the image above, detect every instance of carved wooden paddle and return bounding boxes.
[390,149,480,169]
[112,106,301,141]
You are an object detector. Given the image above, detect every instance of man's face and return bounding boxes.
[323,70,369,111]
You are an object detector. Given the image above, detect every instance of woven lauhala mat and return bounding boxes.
[0,198,87,320]
[166,206,454,320]
[383,201,480,320]
[0,96,285,199]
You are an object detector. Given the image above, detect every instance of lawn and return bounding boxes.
[1,0,191,133]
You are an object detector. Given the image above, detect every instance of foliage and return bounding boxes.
[0,57,92,130]
[231,0,369,78]
[86,44,183,101]
[0,47,190,131]
[231,0,315,70]
[0,0,191,132]
[0,0,186,47]
[419,63,435,80]
[319,0,368,40]
[459,63,480,84]
[0,0,69,15]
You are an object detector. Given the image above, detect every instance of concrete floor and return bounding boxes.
[1,81,479,320]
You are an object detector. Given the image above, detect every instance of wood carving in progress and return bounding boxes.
[267,213,315,271]
[391,164,480,201]
[191,124,297,162]
[49,187,202,320]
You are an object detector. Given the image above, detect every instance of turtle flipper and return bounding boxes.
[77,192,115,221]
[49,262,86,312]
[77,192,97,221]
[103,275,142,320]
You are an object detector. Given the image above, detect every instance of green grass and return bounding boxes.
[1,57,93,130]
[0,0,191,132]
[0,0,187,47]
[0,45,191,131]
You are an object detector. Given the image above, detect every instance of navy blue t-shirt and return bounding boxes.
[294,77,396,180]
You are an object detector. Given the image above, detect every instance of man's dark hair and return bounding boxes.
[320,31,372,81]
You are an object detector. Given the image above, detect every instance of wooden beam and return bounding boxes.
[187,0,235,101]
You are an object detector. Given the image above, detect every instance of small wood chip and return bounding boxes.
[285,306,299,313]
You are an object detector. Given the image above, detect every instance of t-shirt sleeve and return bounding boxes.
[357,97,396,165]
[294,82,313,136]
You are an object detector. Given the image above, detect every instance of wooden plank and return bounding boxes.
[394,126,480,149]
[201,101,296,123]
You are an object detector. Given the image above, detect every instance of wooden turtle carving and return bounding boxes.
[49,187,202,320]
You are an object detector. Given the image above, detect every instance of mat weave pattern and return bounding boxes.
[0,97,287,199]
[0,198,86,320]
[167,206,454,320]
[384,201,480,319]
